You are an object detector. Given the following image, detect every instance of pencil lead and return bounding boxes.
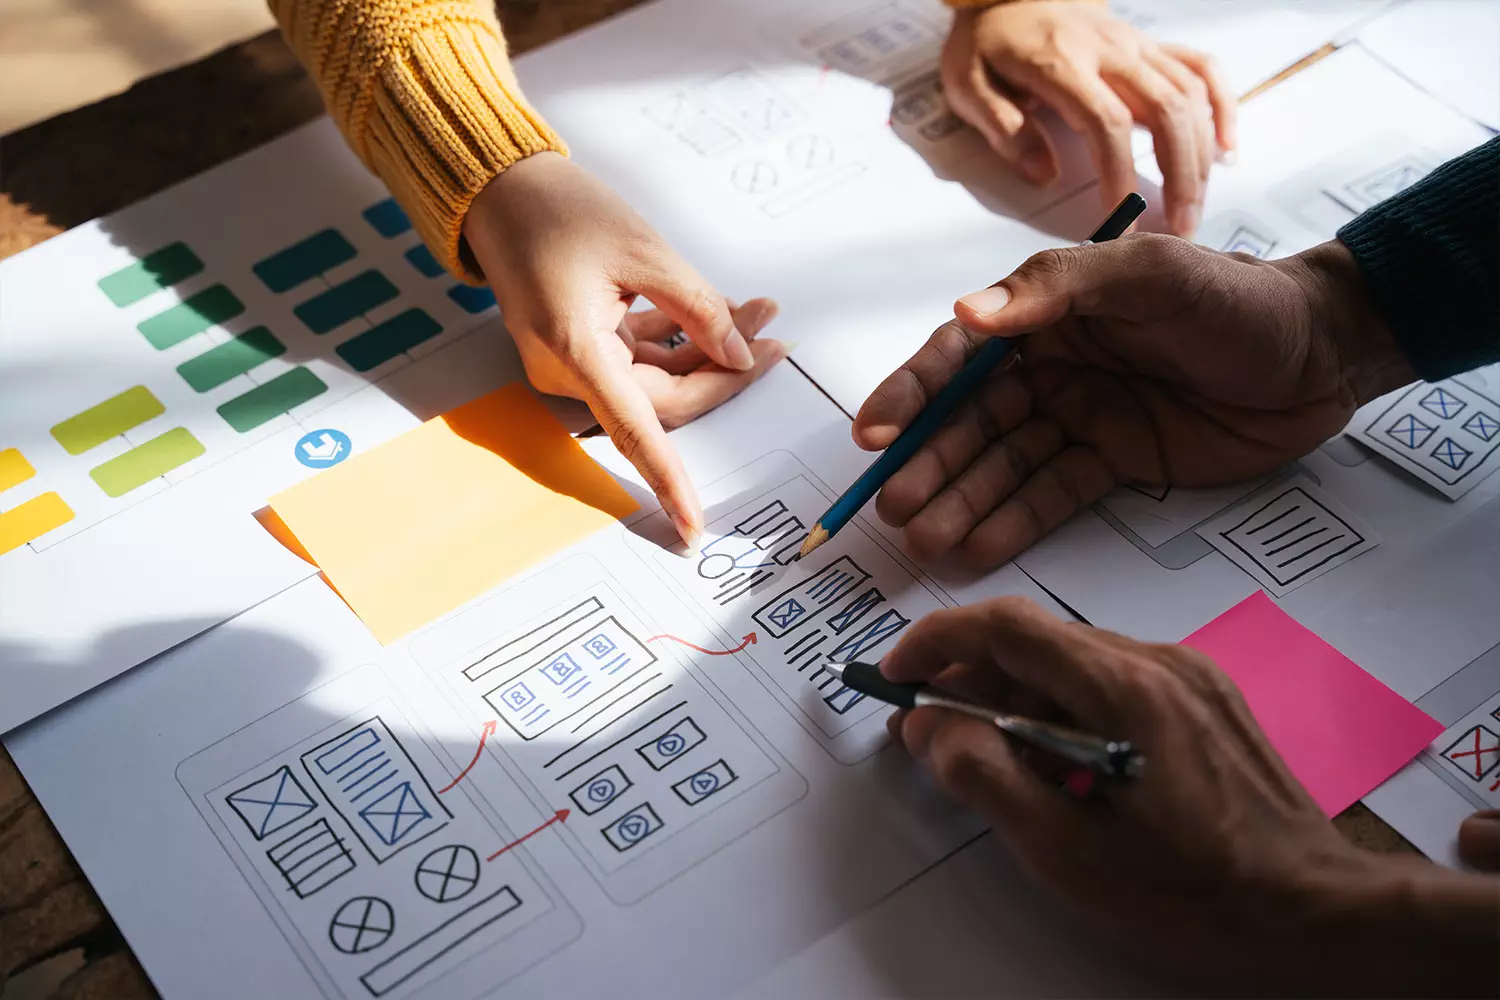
[799,524,829,558]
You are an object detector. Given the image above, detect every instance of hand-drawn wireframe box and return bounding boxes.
[300,717,453,863]
[469,597,660,740]
[410,558,808,905]
[1357,379,1500,496]
[179,670,581,1000]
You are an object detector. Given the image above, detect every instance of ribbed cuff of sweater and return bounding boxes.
[272,0,566,283]
[1336,137,1500,381]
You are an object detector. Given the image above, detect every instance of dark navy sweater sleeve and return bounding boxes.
[1337,136,1499,381]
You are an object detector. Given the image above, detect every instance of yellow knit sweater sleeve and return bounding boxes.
[269,0,566,281]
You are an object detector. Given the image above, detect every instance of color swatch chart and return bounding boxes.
[0,196,500,558]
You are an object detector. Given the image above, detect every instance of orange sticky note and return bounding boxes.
[270,383,638,643]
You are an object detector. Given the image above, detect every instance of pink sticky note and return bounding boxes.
[1181,592,1443,816]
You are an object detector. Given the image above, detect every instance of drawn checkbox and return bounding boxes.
[1442,725,1500,781]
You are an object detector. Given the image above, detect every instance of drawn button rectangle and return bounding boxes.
[569,764,632,815]
[216,366,328,433]
[671,759,737,805]
[360,887,522,997]
[601,803,663,851]
[636,716,706,770]
[294,270,399,334]
[252,229,357,293]
[89,427,205,497]
[0,493,74,555]
[97,242,203,307]
[51,385,165,455]
[336,308,442,371]
[137,284,245,349]
[0,448,36,493]
[176,326,286,392]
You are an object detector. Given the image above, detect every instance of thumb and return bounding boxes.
[952,239,1150,337]
[1458,810,1500,872]
[625,244,756,373]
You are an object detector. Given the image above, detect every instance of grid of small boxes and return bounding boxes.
[0,198,497,557]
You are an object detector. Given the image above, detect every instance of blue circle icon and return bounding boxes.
[656,734,685,758]
[296,429,352,469]
[587,779,616,803]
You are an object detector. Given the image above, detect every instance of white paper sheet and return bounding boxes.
[7,363,1094,1000]
[1356,0,1500,131]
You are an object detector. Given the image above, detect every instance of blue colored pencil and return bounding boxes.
[800,193,1147,558]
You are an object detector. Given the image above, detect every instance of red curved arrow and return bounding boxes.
[438,720,496,793]
[647,632,756,655]
[487,809,570,861]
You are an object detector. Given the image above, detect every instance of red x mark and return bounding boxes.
[1448,728,1500,779]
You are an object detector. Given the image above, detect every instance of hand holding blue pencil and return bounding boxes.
[801,193,1147,558]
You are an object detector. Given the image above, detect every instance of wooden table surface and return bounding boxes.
[0,11,1413,998]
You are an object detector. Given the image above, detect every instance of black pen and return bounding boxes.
[827,661,1144,781]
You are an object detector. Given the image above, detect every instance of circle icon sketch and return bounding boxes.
[414,845,481,903]
[587,777,617,803]
[329,896,394,954]
[655,733,686,758]
[295,428,351,469]
[731,160,779,195]
[786,134,835,170]
[617,814,651,844]
[690,771,720,796]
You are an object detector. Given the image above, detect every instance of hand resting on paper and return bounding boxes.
[942,1,1236,236]
[853,234,1415,568]
[882,596,1500,995]
[854,137,1500,569]
[464,152,788,546]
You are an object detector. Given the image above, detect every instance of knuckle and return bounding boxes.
[905,510,966,561]
[928,728,985,791]
[608,419,648,466]
[1017,245,1081,283]
[1093,100,1134,133]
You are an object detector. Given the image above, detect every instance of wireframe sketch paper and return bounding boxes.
[7,359,1083,1000]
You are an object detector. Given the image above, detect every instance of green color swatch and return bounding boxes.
[97,243,203,307]
[177,327,286,392]
[89,427,205,497]
[217,367,328,433]
[293,270,398,334]
[137,285,245,350]
[51,386,164,455]
[253,229,357,293]
[337,309,441,372]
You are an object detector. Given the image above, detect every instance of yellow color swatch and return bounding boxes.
[270,382,639,643]
[0,492,75,555]
[0,448,36,493]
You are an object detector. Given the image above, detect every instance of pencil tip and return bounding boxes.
[799,524,829,558]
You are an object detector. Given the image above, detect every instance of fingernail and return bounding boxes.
[1216,147,1238,167]
[957,285,1010,318]
[669,513,701,551]
[724,329,755,371]
[779,339,799,355]
[1020,147,1055,185]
